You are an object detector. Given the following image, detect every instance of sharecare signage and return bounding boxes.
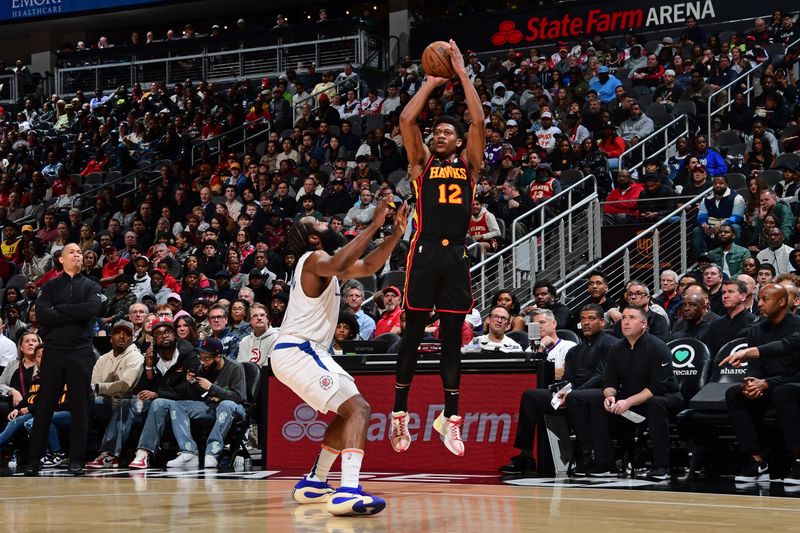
[267,372,537,473]
[0,0,161,21]
[411,0,787,55]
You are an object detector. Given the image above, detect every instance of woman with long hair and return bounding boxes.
[483,290,526,333]
[0,332,41,418]
[744,136,774,175]
[1,288,22,316]
[550,138,576,177]
[174,315,199,345]
[78,224,100,255]
[82,250,103,280]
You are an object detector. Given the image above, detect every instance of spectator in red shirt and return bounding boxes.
[598,121,626,170]
[375,286,403,337]
[80,150,110,177]
[100,246,129,287]
[603,169,643,224]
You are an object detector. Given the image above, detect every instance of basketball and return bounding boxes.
[422,40,455,78]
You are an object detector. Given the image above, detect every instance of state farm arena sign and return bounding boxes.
[410,0,787,55]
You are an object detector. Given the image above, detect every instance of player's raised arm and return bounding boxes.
[449,39,485,177]
[342,202,409,280]
[304,200,389,278]
[399,74,448,167]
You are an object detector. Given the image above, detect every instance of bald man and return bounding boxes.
[669,292,712,341]
[672,284,719,335]
[721,284,800,482]
[736,274,757,314]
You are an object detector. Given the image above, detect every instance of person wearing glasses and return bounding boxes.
[606,281,670,342]
[206,304,241,360]
[469,306,522,353]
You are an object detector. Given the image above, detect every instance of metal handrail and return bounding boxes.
[510,174,597,244]
[56,32,365,96]
[556,186,713,299]
[291,76,362,126]
[618,115,690,172]
[706,61,764,138]
[190,116,270,167]
[8,159,165,230]
[707,36,800,136]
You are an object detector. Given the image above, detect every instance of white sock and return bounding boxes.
[308,444,339,482]
[340,448,364,489]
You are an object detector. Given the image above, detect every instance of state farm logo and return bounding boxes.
[281,403,513,443]
[282,404,328,442]
[492,21,523,46]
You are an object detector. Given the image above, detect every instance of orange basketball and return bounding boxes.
[422,41,455,78]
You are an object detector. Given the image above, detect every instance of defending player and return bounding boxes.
[391,39,485,456]
[276,199,408,516]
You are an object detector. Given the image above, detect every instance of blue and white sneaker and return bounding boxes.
[292,475,336,504]
[325,486,386,516]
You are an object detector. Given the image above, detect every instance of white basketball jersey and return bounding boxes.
[277,251,340,348]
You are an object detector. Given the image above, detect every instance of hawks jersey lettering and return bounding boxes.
[413,155,474,241]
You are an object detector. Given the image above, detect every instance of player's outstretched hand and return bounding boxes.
[393,201,409,237]
[371,198,389,228]
[449,39,467,77]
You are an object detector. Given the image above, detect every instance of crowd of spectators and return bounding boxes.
[0,8,796,473]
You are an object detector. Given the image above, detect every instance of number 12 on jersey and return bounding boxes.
[437,183,463,205]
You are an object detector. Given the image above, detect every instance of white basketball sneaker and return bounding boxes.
[390,411,411,453]
[433,412,465,456]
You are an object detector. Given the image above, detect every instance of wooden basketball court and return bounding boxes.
[2,473,798,532]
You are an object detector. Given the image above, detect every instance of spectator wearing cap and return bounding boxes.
[775,163,800,207]
[653,69,683,111]
[533,111,561,154]
[110,317,200,470]
[191,297,212,339]
[638,173,677,222]
[165,337,246,470]
[102,274,138,328]
[598,121,626,170]
[90,320,144,410]
[559,113,590,147]
[493,153,522,186]
[604,169,643,224]
[502,118,527,150]
[528,163,563,205]
[589,66,622,104]
[100,246,129,288]
[206,303,242,360]
[245,268,270,303]
[375,286,403,337]
[269,291,289,327]
[320,175,356,217]
[214,270,238,302]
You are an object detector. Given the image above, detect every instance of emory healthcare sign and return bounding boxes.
[0,0,161,21]
[411,0,788,55]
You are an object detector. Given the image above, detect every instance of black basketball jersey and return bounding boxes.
[412,155,474,241]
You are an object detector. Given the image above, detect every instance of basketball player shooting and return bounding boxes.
[391,39,485,457]
[274,199,408,516]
